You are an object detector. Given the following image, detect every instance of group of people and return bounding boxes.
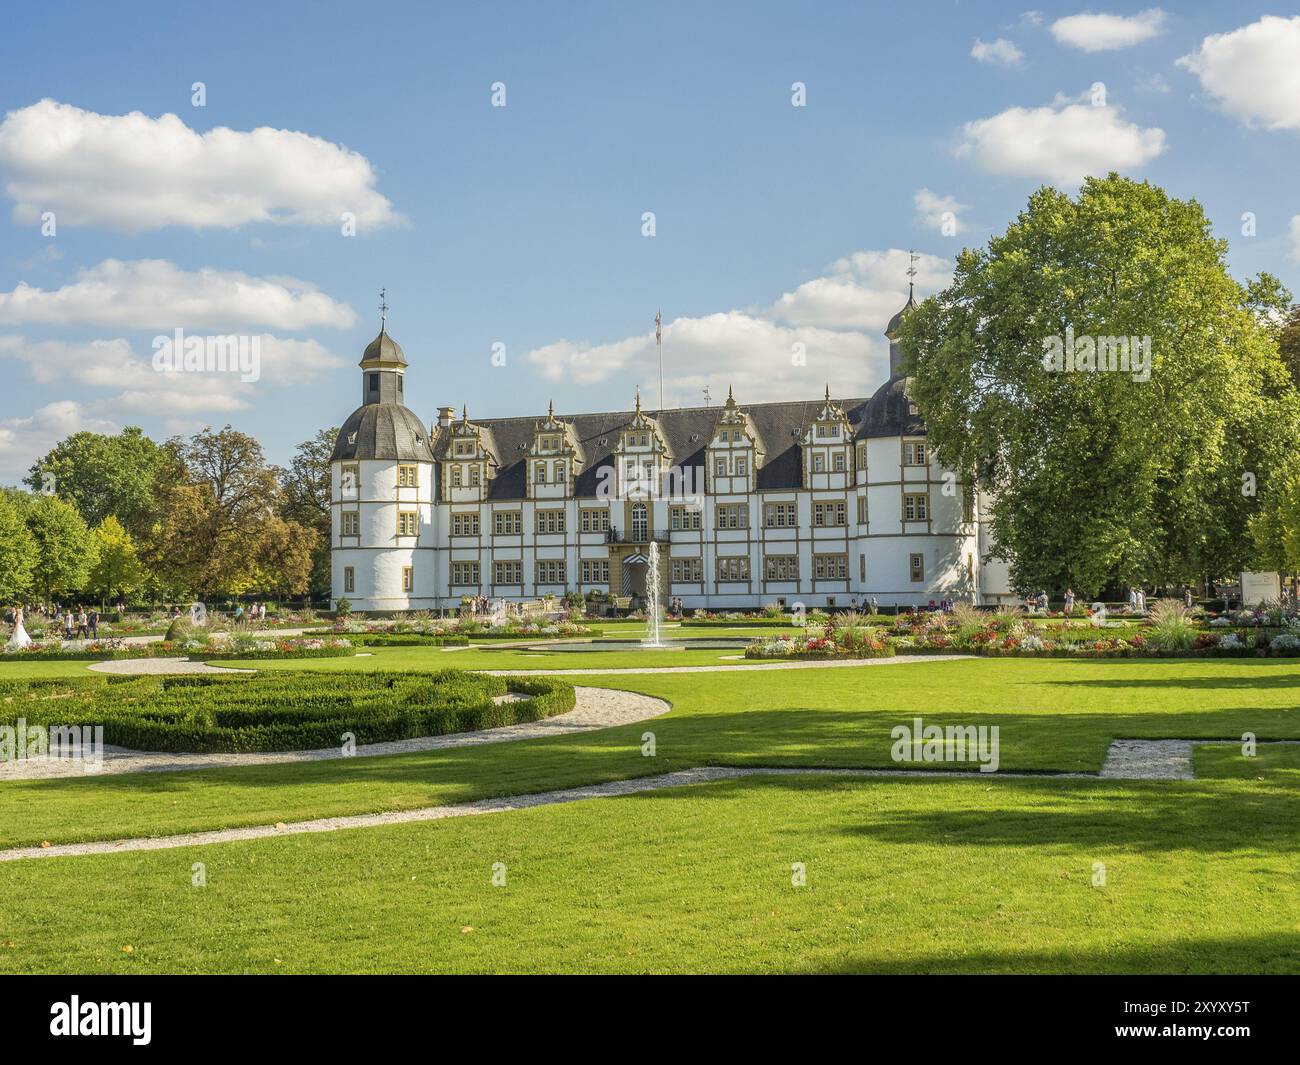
[232,602,269,623]
[3,603,101,648]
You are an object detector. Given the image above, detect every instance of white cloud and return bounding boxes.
[955,96,1166,185]
[971,38,1025,67]
[1290,216,1300,262]
[525,249,954,404]
[913,189,968,234]
[0,259,356,331]
[1177,17,1300,133]
[1019,12,1044,28]
[0,99,401,232]
[1050,9,1166,52]
[0,400,119,482]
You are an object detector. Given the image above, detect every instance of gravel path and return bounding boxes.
[88,658,255,676]
[1100,738,1300,780]
[0,686,669,781]
[1,764,1098,862]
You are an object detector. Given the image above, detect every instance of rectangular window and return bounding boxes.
[340,464,360,500]
[668,505,702,531]
[904,493,929,522]
[493,511,522,536]
[580,559,610,585]
[537,560,567,585]
[813,453,825,473]
[716,503,748,530]
[401,565,413,593]
[450,466,462,487]
[579,508,610,533]
[450,561,480,586]
[717,556,750,582]
[397,510,418,537]
[451,512,480,536]
[469,465,480,487]
[904,440,928,466]
[909,553,925,582]
[343,566,355,593]
[714,456,727,477]
[535,462,547,484]
[493,560,523,585]
[857,496,868,524]
[535,509,565,534]
[553,461,566,482]
[859,553,866,581]
[763,502,797,528]
[735,457,747,476]
[857,444,868,470]
[832,452,845,472]
[396,464,418,487]
[813,554,848,581]
[764,555,798,581]
[670,557,703,584]
[963,488,975,524]
[813,501,847,527]
[341,511,360,537]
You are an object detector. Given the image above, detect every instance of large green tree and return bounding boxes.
[24,494,97,602]
[87,516,145,604]
[902,174,1297,597]
[0,491,37,602]
[25,427,165,532]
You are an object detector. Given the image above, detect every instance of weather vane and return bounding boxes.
[907,251,918,296]
[702,385,711,407]
[379,287,388,327]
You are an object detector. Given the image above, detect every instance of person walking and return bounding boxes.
[63,611,74,640]
[88,608,99,639]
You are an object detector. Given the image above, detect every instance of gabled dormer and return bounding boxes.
[443,407,496,502]
[801,386,853,490]
[528,400,581,499]
[613,392,670,499]
[707,387,762,495]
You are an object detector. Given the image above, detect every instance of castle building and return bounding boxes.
[329,294,1011,612]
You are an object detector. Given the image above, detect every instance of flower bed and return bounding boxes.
[745,630,895,660]
[0,670,576,753]
[198,636,356,660]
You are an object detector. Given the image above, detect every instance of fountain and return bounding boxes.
[642,541,665,647]
[490,597,508,628]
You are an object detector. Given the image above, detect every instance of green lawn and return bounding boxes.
[2,766,1296,973]
[2,656,1298,850]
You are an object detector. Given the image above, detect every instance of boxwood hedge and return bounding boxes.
[0,670,575,754]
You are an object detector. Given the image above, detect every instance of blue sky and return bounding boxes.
[1,0,1297,481]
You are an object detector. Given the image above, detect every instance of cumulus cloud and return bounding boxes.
[1177,16,1300,133]
[525,249,953,404]
[913,189,968,234]
[0,99,401,232]
[955,95,1166,185]
[0,400,119,482]
[0,259,356,331]
[1050,9,1166,52]
[971,38,1025,67]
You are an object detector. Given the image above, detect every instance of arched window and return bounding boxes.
[632,502,648,542]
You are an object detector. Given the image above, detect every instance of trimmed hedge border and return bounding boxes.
[0,670,576,753]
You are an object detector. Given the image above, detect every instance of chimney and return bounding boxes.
[437,406,455,429]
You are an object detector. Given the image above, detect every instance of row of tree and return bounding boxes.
[0,425,337,606]
[901,174,1300,598]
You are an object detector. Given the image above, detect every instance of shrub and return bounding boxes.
[0,670,576,753]
[1147,598,1197,651]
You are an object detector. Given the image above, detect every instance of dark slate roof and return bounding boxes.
[331,403,434,462]
[361,328,407,366]
[885,291,918,336]
[855,375,927,441]
[424,386,926,500]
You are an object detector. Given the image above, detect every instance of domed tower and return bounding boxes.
[330,294,436,612]
[851,267,982,606]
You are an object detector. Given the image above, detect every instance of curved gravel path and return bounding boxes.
[88,658,255,676]
[0,686,670,781]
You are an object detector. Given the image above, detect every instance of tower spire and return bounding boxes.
[379,287,388,331]
[906,251,917,301]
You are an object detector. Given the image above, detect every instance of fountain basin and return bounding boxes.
[510,638,753,653]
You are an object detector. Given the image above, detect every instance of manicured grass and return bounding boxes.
[2,656,1298,850]
[1,771,1295,974]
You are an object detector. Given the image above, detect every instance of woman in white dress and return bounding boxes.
[6,606,32,650]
